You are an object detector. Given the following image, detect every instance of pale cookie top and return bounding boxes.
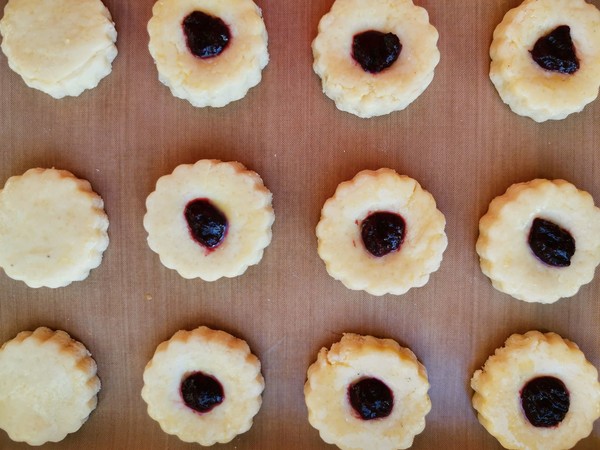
[141,326,264,446]
[471,331,600,450]
[304,333,431,450]
[0,0,117,98]
[0,168,109,288]
[0,327,101,446]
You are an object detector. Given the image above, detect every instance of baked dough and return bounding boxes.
[304,333,431,450]
[141,326,264,445]
[312,0,439,118]
[471,331,600,450]
[0,0,117,98]
[0,327,101,446]
[476,179,600,303]
[489,0,600,122]
[0,168,109,288]
[316,168,447,296]
[147,0,269,107]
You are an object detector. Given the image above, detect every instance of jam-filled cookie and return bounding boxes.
[312,0,439,118]
[141,326,264,445]
[143,159,274,281]
[316,168,447,296]
[489,0,600,122]
[471,331,600,450]
[0,0,117,98]
[0,168,109,288]
[304,333,431,450]
[0,327,101,446]
[147,0,268,107]
[476,179,600,303]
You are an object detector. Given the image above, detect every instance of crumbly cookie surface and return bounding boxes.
[0,327,101,446]
[471,331,600,450]
[0,168,109,288]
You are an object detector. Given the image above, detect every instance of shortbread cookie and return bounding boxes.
[0,168,109,288]
[312,0,439,118]
[490,0,600,122]
[0,0,117,98]
[147,0,269,107]
[476,179,600,303]
[471,331,600,450]
[304,333,431,450]
[316,168,447,296]
[144,160,274,281]
[141,326,264,445]
[0,327,101,446]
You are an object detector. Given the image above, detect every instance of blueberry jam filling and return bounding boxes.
[361,212,406,257]
[528,218,575,267]
[183,11,230,59]
[348,377,394,420]
[531,25,579,74]
[180,372,224,413]
[184,198,228,249]
[520,376,570,428]
[352,30,401,73]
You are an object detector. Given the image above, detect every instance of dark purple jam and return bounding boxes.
[183,11,230,59]
[361,212,406,257]
[184,198,228,249]
[348,378,394,420]
[180,372,224,413]
[528,218,575,267]
[531,25,579,74]
[520,376,569,427]
[352,30,401,73]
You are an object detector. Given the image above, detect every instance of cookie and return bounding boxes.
[476,179,600,303]
[147,0,269,107]
[0,0,117,98]
[471,331,600,450]
[316,168,447,296]
[144,159,274,281]
[0,327,101,446]
[141,326,264,445]
[489,0,600,122]
[312,0,439,118]
[304,333,431,450]
[0,168,109,288]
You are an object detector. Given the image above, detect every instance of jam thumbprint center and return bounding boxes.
[181,371,225,413]
[520,376,570,428]
[348,377,394,420]
[352,30,402,74]
[528,218,575,267]
[361,212,406,257]
[531,25,579,74]
[185,199,228,249]
[183,11,231,59]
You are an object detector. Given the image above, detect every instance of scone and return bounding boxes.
[141,326,264,446]
[144,159,274,281]
[0,327,101,446]
[489,0,600,122]
[0,0,117,98]
[316,168,447,296]
[147,0,269,107]
[476,179,600,303]
[0,168,109,288]
[471,331,600,450]
[304,333,431,450]
[312,0,439,118]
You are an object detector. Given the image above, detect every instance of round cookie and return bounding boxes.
[0,0,117,98]
[304,333,431,450]
[476,179,600,303]
[312,0,439,118]
[141,326,264,445]
[316,168,447,296]
[0,168,109,288]
[147,0,269,107]
[471,331,600,450]
[0,327,101,446]
[143,159,274,281]
[489,0,600,122]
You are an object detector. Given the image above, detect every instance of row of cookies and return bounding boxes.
[2,0,600,120]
